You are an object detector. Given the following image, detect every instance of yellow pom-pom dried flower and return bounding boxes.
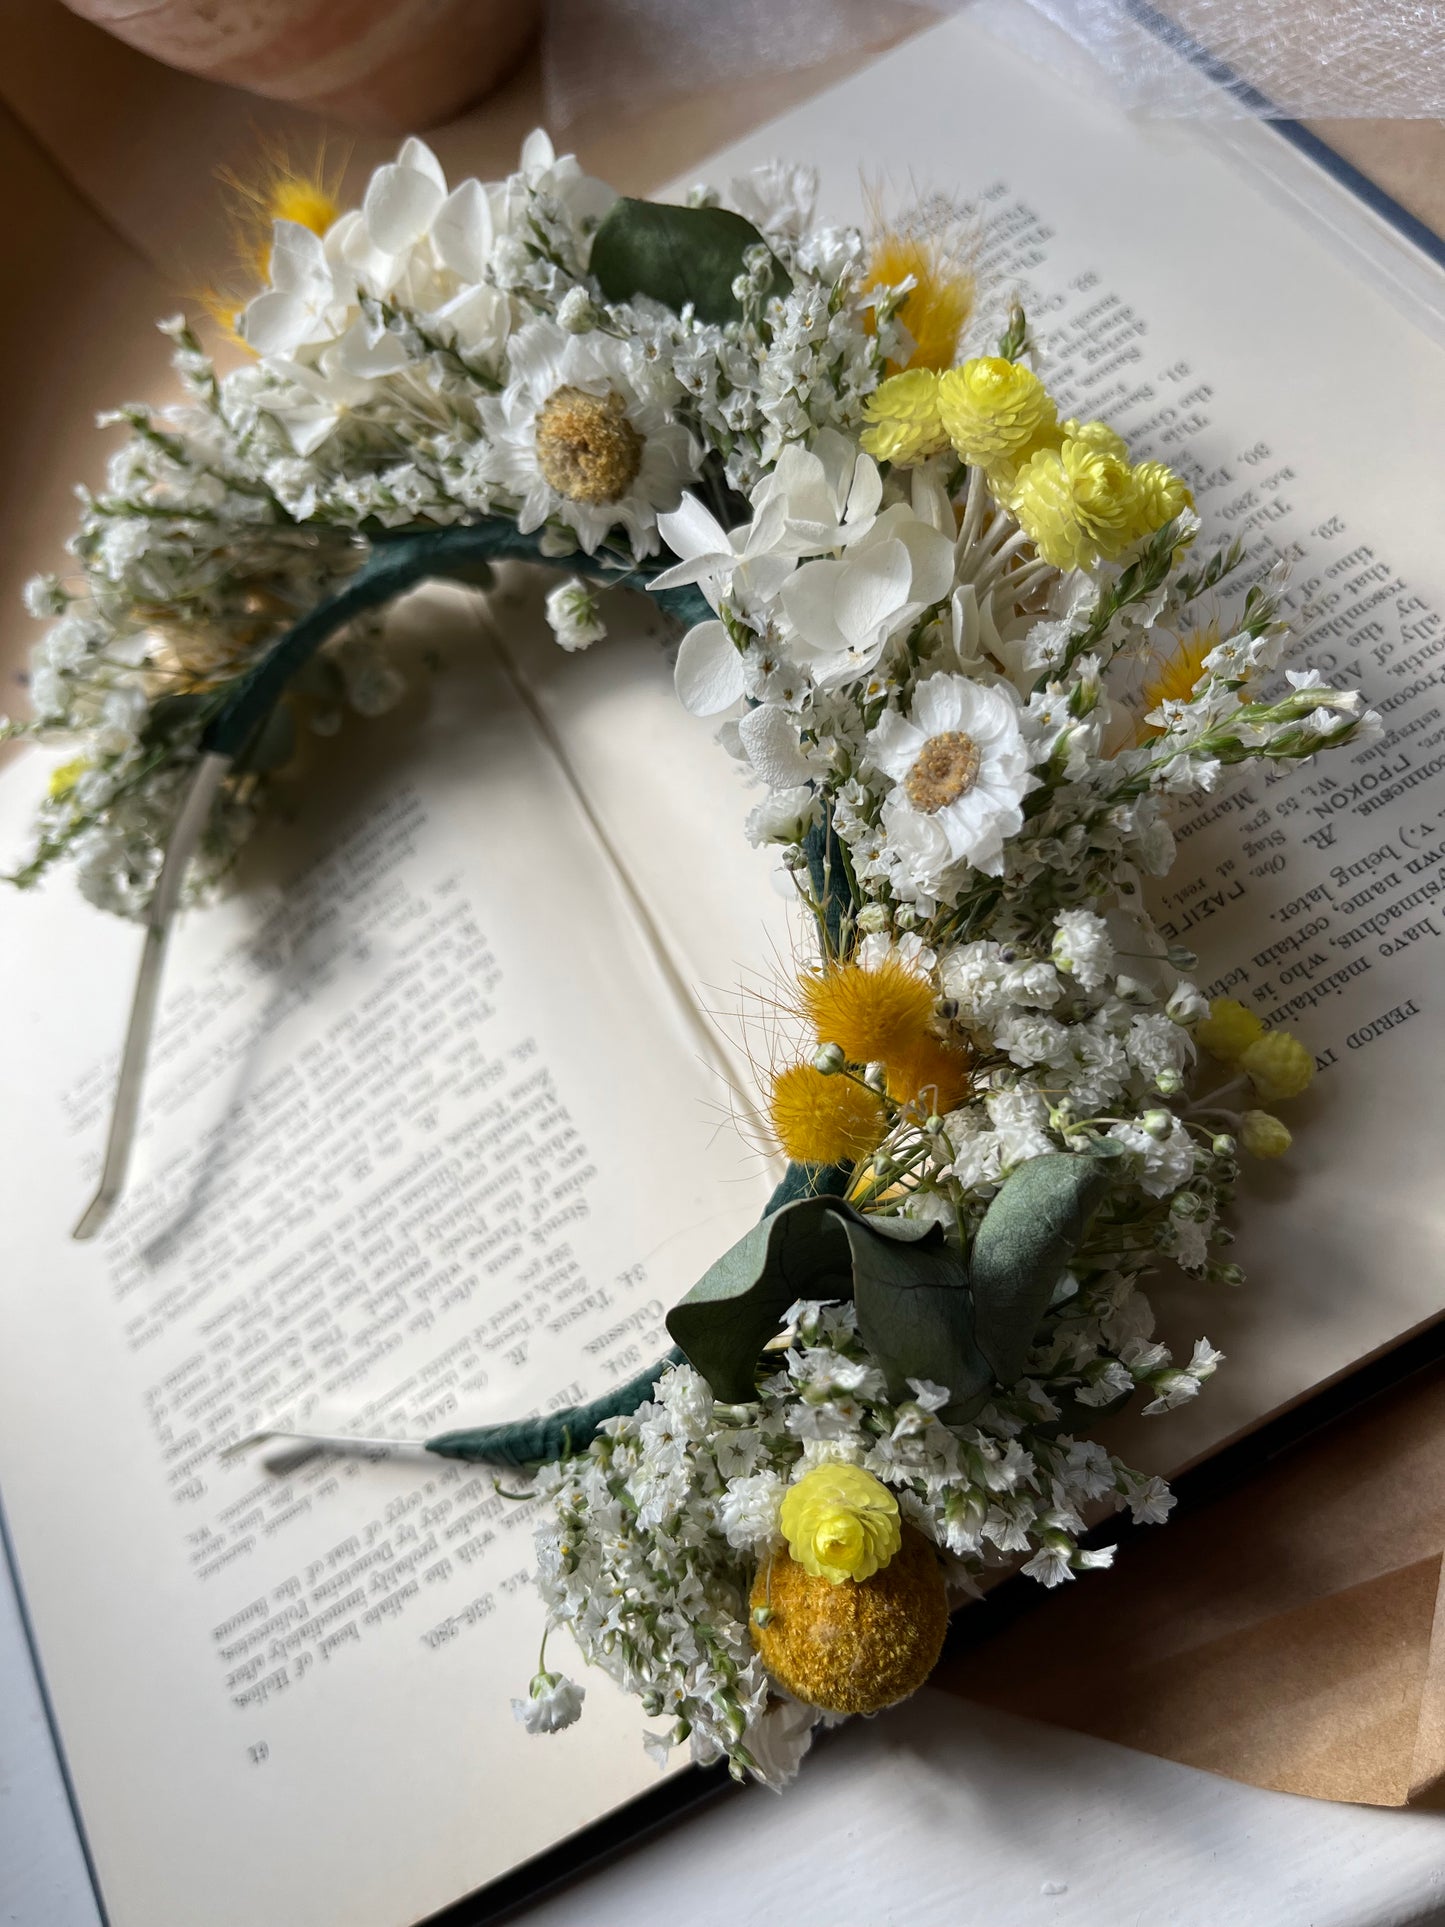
[861,230,976,374]
[1240,1031,1314,1103]
[1010,433,1141,572]
[860,369,948,466]
[769,1065,888,1166]
[799,959,936,1066]
[750,1525,948,1715]
[1195,996,1265,1063]
[1240,1110,1293,1158]
[937,357,1058,471]
[47,756,89,802]
[779,1463,902,1584]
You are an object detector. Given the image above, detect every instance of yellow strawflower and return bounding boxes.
[860,369,948,466]
[1195,997,1265,1063]
[1011,431,1145,571]
[799,959,936,1066]
[769,1065,888,1166]
[1061,417,1129,461]
[861,229,975,373]
[779,1463,902,1585]
[1240,1111,1292,1158]
[937,357,1058,472]
[1240,1032,1314,1102]
[1129,458,1194,540]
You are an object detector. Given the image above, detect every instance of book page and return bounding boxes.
[0,590,775,1927]
[2,16,1444,1927]
[500,14,1445,1473]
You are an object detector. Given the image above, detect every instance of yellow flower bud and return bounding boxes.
[47,755,89,802]
[779,1463,901,1585]
[1010,433,1141,571]
[1239,1031,1314,1103]
[860,368,949,465]
[1240,1110,1292,1158]
[937,356,1058,471]
[1194,996,1265,1064]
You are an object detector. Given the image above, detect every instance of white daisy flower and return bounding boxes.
[476,319,699,555]
[868,673,1035,886]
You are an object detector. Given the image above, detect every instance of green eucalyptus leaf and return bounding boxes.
[970,1153,1110,1388]
[843,1214,991,1420]
[666,1197,853,1402]
[590,198,783,324]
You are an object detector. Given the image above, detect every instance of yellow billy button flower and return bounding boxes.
[1239,1031,1315,1103]
[860,369,948,465]
[936,356,1058,472]
[1010,432,1140,571]
[1195,996,1265,1063]
[768,1065,888,1166]
[779,1463,902,1585]
[1240,1110,1293,1159]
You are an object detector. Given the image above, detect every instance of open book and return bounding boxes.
[2,14,1443,1925]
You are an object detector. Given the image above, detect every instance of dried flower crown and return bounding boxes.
[9,133,1377,1786]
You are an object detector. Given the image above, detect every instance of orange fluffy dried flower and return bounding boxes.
[768,1066,888,1166]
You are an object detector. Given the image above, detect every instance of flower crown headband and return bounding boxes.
[10,133,1376,1785]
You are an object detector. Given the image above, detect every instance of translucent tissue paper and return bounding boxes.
[542,0,1445,125]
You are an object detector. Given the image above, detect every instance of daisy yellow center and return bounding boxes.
[904,731,981,813]
[535,385,643,505]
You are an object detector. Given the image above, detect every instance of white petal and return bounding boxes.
[432,282,508,353]
[867,707,928,780]
[364,163,445,254]
[739,704,813,788]
[266,219,329,294]
[897,519,957,606]
[520,128,556,175]
[780,560,845,653]
[432,179,493,281]
[656,493,730,565]
[397,137,447,190]
[845,452,884,527]
[911,673,969,738]
[239,289,313,357]
[674,621,747,715]
[335,316,411,379]
[833,539,910,650]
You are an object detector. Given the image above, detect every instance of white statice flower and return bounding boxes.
[475,319,699,554]
[718,1471,786,1550]
[544,575,608,652]
[1051,908,1113,992]
[512,1671,585,1734]
[868,674,1034,890]
[1114,1116,1196,1197]
[986,1089,1057,1166]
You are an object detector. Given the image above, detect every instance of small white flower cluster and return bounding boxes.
[533,1316,1178,1787]
[7,136,903,913]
